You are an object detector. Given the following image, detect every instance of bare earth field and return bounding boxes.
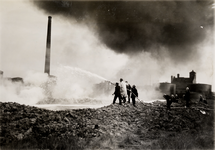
[0,99,214,150]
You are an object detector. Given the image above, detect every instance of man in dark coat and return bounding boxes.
[125,81,131,103]
[112,82,122,105]
[131,85,138,107]
[163,94,177,110]
[184,87,190,108]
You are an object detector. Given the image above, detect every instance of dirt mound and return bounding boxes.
[0,100,214,149]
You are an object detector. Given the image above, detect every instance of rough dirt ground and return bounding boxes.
[0,99,214,149]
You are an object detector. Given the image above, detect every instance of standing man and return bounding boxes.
[163,94,177,110]
[184,87,190,108]
[112,82,122,105]
[120,78,127,103]
[131,85,138,107]
[125,81,131,103]
[163,94,172,110]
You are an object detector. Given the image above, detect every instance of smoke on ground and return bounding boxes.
[0,67,114,106]
[0,65,164,106]
[0,71,47,105]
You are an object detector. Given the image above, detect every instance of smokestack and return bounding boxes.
[177,74,180,78]
[44,16,52,75]
[171,75,173,83]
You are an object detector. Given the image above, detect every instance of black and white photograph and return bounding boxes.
[0,0,214,149]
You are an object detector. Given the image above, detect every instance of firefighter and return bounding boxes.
[163,94,179,110]
[163,94,172,110]
[125,81,131,103]
[120,78,127,103]
[184,87,190,108]
[131,85,138,107]
[112,82,122,105]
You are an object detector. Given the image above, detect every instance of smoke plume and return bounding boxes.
[0,68,114,106]
[32,0,214,63]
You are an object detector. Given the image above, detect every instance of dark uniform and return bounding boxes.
[113,83,122,105]
[131,85,138,106]
[163,94,178,110]
[184,87,190,107]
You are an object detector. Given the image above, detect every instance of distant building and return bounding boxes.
[167,70,212,100]
[159,83,176,96]
[188,83,212,99]
[159,70,212,100]
[171,70,196,96]
[6,77,24,83]
[0,70,23,83]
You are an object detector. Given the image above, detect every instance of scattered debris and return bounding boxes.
[0,100,214,149]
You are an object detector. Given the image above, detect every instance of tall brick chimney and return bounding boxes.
[44,16,52,75]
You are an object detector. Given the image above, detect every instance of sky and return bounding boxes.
[0,0,214,93]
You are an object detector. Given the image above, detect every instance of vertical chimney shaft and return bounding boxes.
[44,16,52,75]
[177,74,179,78]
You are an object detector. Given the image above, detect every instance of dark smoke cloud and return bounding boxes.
[32,0,214,62]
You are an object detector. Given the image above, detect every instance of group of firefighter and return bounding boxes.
[163,87,208,110]
[112,78,138,107]
[112,80,208,110]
